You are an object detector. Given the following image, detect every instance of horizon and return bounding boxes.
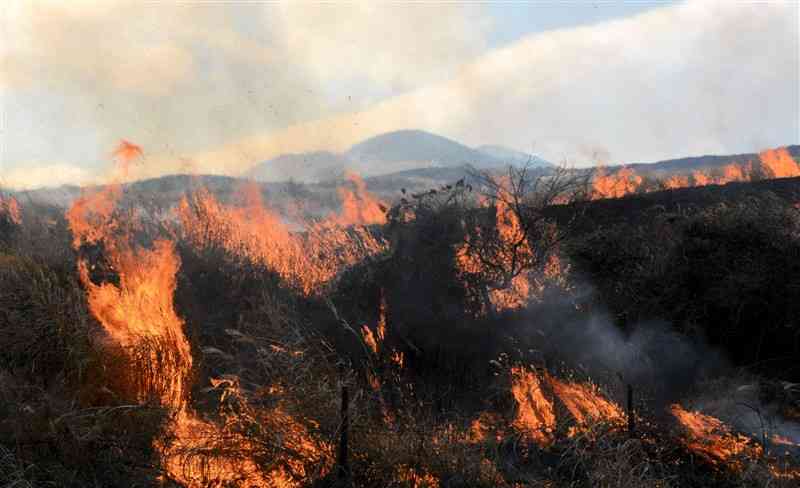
[7,134,799,193]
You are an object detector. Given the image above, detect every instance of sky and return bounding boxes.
[1,0,798,189]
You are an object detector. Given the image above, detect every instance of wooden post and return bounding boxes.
[337,375,351,486]
[627,384,635,437]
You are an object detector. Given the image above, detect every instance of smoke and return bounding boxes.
[3,0,797,188]
[516,290,728,410]
[508,281,800,442]
[1,1,488,186]
[686,378,800,448]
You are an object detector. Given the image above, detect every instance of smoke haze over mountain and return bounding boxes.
[2,0,797,190]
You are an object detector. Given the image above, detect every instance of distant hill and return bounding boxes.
[347,130,492,168]
[245,129,551,183]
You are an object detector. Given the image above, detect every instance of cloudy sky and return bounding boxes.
[1,0,798,189]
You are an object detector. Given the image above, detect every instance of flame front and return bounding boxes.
[67,142,331,487]
[510,367,627,445]
[590,146,798,199]
[669,404,761,469]
[547,374,625,435]
[178,180,387,295]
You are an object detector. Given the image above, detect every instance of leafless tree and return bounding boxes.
[462,163,590,293]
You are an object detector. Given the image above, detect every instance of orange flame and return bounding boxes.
[362,292,388,355]
[112,139,143,178]
[334,171,387,226]
[0,195,21,226]
[67,143,331,487]
[456,192,567,313]
[592,166,643,199]
[547,375,625,436]
[510,367,627,445]
[717,161,753,184]
[178,182,387,295]
[670,404,761,469]
[455,191,537,313]
[397,465,440,488]
[759,147,800,178]
[589,147,798,200]
[510,366,556,446]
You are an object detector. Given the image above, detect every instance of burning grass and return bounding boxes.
[589,146,800,200]
[1,142,800,487]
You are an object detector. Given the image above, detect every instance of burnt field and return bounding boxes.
[0,148,799,487]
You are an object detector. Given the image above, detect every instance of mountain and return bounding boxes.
[245,151,351,183]
[244,130,552,183]
[476,145,551,168]
[347,129,492,168]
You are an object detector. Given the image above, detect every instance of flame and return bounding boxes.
[112,139,143,178]
[589,146,798,200]
[334,171,387,226]
[456,191,568,314]
[397,465,440,488]
[67,143,331,487]
[0,195,21,226]
[455,190,538,313]
[546,375,625,436]
[77,240,192,406]
[759,147,800,178]
[362,325,379,355]
[362,292,388,355]
[717,161,752,184]
[691,170,712,186]
[669,404,761,469]
[510,367,628,445]
[510,366,556,446]
[591,166,643,199]
[663,174,689,189]
[469,412,504,443]
[178,182,387,295]
[66,183,124,248]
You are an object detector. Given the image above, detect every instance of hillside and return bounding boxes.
[621,144,800,174]
[245,151,351,183]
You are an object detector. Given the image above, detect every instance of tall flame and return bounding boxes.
[67,142,330,487]
[510,366,556,446]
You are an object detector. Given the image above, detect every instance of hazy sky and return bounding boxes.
[1,0,797,189]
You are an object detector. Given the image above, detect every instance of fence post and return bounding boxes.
[337,370,351,486]
[627,383,635,437]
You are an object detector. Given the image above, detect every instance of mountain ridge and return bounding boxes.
[246,129,552,183]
